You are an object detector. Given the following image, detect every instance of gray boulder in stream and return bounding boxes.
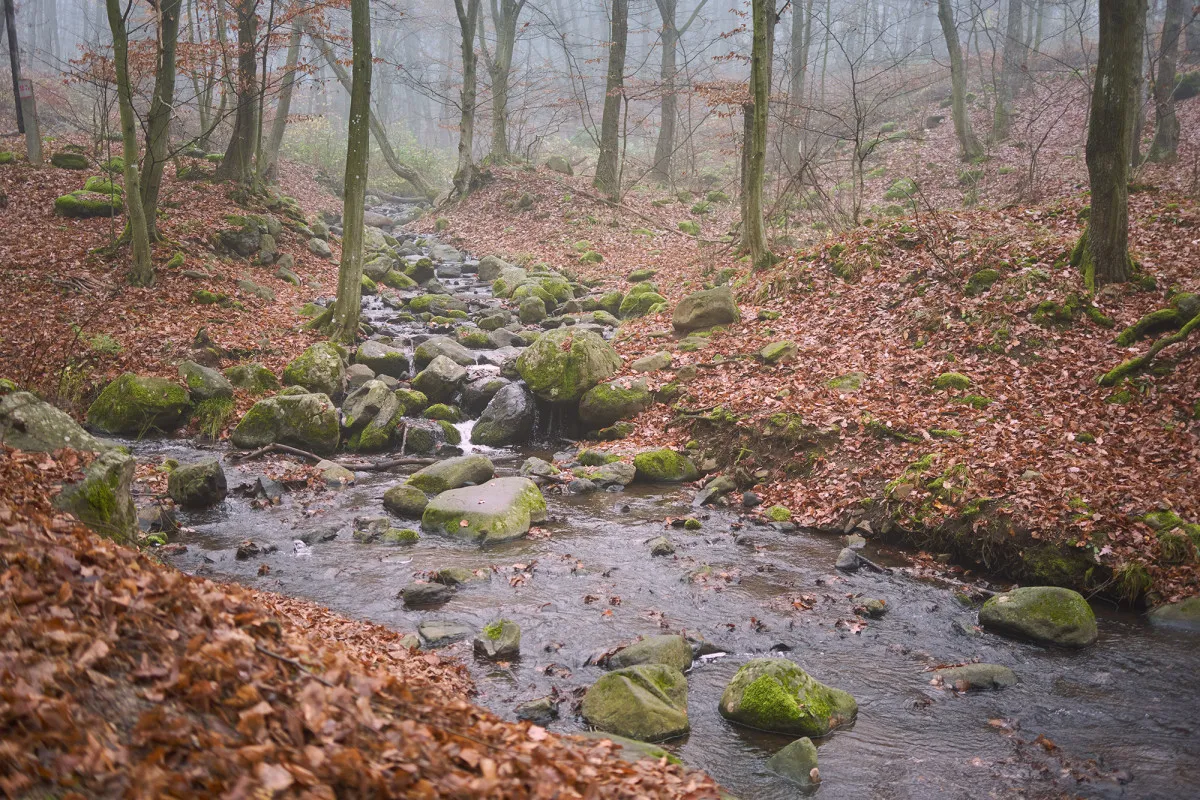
[86,374,191,435]
[407,454,495,494]
[582,664,690,742]
[766,737,820,787]
[462,376,511,414]
[282,342,345,398]
[719,658,857,737]
[934,663,1017,691]
[167,459,228,508]
[474,619,521,659]
[231,392,339,455]
[414,336,476,368]
[610,634,693,672]
[411,355,467,404]
[1148,597,1200,631]
[354,340,409,378]
[515,328,621,403]
[1,391,109,452]
[978,586,1098,648]
[421,476,547,544]
[477,255,511,282]
[471,382,535,447]
[340,380,394,431]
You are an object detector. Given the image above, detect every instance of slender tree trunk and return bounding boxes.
[140,0,181,239]
[938,0,985,160]
[485,0,525,163]
[651,0,678,182]
[594,0,628,197]
[1185,11,1200,64]
[1075,0,1147,290]
[330,0,371,344]
[1148,0,1182,161]
[263,14,306,179]
[105,0,154,287]
[452,0,481,196]
[742,0,774,269]
[252,0,278,188]
[217,0,258,182]
[993,0,1025,140]
[783,0,807,176]
[4,0,25,133]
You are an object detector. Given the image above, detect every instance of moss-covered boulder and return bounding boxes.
[394,388,430,416]
[719,658,857,736]
[519,296,547,324]
[229,392,339,455]
[471,382,536,446]
[54,190,123,218]
[965,268,1001,297]
[759,340,798,364]
[355,340,410,378]
[1,391,108,452]
[53,449,137,542]
[282,342,345,397]
[412,355,468,404]
[474,619,521,659]
[340,380,395,432]
[167,459,228,509]
[178,360,233,402]
[86,373,191,435]
[934,371,971,390]
[383,483,429,518]
[610,634,693,672]
[515,328,621,403]
[51,151,89,170]
[421,477,547,544]
[578,377,652,429]
[672,286,739,331]
[979,586,1097,648]
[477,254,512,282]
[581,664,689,743]
[631,351,672,373]
[633,448,698,482]
[83,175,122,195]
[619,289,668,319]
[407,454,495,494]
[223,363,279,395]
[414,335,476,368]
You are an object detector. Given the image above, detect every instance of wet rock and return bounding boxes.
[582,664,689,743]
[515,328,621,403]
[345,388,402,452]
[0,391,109,452]
[432,566,489,586]
[578,377,652,429]
[341,380,394,432]
[414,335,476,368]
[418,620,473,647]
[383,483,428,517]
[568,478,598,495]
[694,475,737,506]
[672,286,739,331]
[223,362,279,395]
[236,540,261,560]
[611,635,693,672]
[648,536,675,557]
[742,491,762,508]
[514,696,559,725]
[462,376,511,414]
[979,586,1098,648]
[421,477,547,544]
[951,615,982,637]
[519,456,560,480]
[86,373,191,435]
[407,454,495,494]
[719,658,857,737]
[137,502,179,535]
[230,393,340,455]
[395,418,447,454]
[856,598,887,618]
[471,382,535,447]
[316,460,355,487]
[766,737,820,788]
[53,449,137,541]
[178,360,233,401]
[282,342,345,398]
[355,340,410,378]
[935,663,1017,691]
[845,533,867,549]
[474,619,521,659]
[412,355,467,404]
[835,548,860,571]
[167,459,227,508]
[1148,597,1200,631]
[254,477,284,503]
[345,363,376,392]
[583,461,636,487]
[401,582,453,608]
[633,448,698,482]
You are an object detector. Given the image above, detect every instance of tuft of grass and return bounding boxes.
[194,397,236,440]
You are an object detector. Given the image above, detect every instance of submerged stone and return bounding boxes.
[581,664,689,742]
[978,586,1098,648]
[718,658,857,737]
[421,477,547,544]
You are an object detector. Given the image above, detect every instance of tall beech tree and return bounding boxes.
[140,0,182,238]
[937,0,984,160]
[1074,0,1147,289]
[480,0,526,162]
[993,0,1026,141]
[329,0,371,343]
[650,0,709,182]
[741,0,775,269]
[782,0,813,176]
[217,0,259,182]
[452,0,482,197]
[104,0,154,287]
[593,0,628,198]
[263,13,308,180]
[1148,0,1184,162]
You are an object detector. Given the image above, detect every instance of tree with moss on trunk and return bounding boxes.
[104,0,154,287]
[741,0,776,270]
[479,0,526,163]
[328,0,372,344]
[262,14,308,181]
[593,0,628,198]
[1072,0,1147,290]
[1148,0,1184,162]
[937,0,984,161]
[452,0,481,197]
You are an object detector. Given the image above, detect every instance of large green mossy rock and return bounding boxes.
[619,290,668,319]
[1,391,108,452]
[610,634,693,672]
[718,658,857,737]
[224,363,280,395]
[581,664,689,743]
[516,328,621,403]
[230,392,339,455]
[86,373,191,435]
[355,340,410,378]
[167,459,228,508]
[51,151,89,170]
[54,190,123,218]
[578,378,652,429]
[383,483,429,518]
[978,586,1098,648]
[178,360,233,402]
[407,454,495,494]
[633,448,698,482]
[282,342,345,397]
[53,449,136,542]
[421,477,547,544]
[672,286,739,331]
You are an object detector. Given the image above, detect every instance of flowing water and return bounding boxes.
[130,212,1199,799]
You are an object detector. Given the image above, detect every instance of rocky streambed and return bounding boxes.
[6,208,1199,799]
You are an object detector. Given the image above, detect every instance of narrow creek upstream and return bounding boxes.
[130,210,1199,799]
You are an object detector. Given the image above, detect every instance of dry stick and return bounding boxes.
[228,443,324,464]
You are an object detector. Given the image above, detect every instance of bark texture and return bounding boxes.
[937,0,984,160]
[452,0,481,197]
[217,0,259,182]
[1148,0,1183,162]
[593,0,628,198]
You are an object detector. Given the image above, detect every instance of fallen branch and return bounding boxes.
[229,443,325,464]
[341,456,439,470]
[1099,312,1200,386]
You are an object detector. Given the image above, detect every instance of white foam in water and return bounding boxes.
[292,540,314,557]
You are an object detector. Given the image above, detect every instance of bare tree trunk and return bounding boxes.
[140,0,181,238]
[1074,0,1147,290]
[1148,0,1183,161]
[452,0,481,196]
[993,0,1025,141]
[217,0,258,182]
[741,0,775,269]
[938,0,985,160]
[482,0,526,163]
[105,0,154,287]
[783,0,808,175]
[263,14,306,180]
[330,0,371,344]
[651,0,678,183]
[594,0,628,197]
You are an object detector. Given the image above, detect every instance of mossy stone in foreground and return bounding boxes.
[766,736,819,787]
[167,459,228,508]
[719,658,857,736]
[421,477,547,544]
[582,664,689,743]
[54,190,123,218]
[633,448,698,482]
[383,483,429,518]
[53,449,137,542]
[934,371,972,390]
[407,454,495,494]
[87,373,191,434]
[979,586,1097,647]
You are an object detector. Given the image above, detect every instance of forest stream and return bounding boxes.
[122,205,1200,800]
